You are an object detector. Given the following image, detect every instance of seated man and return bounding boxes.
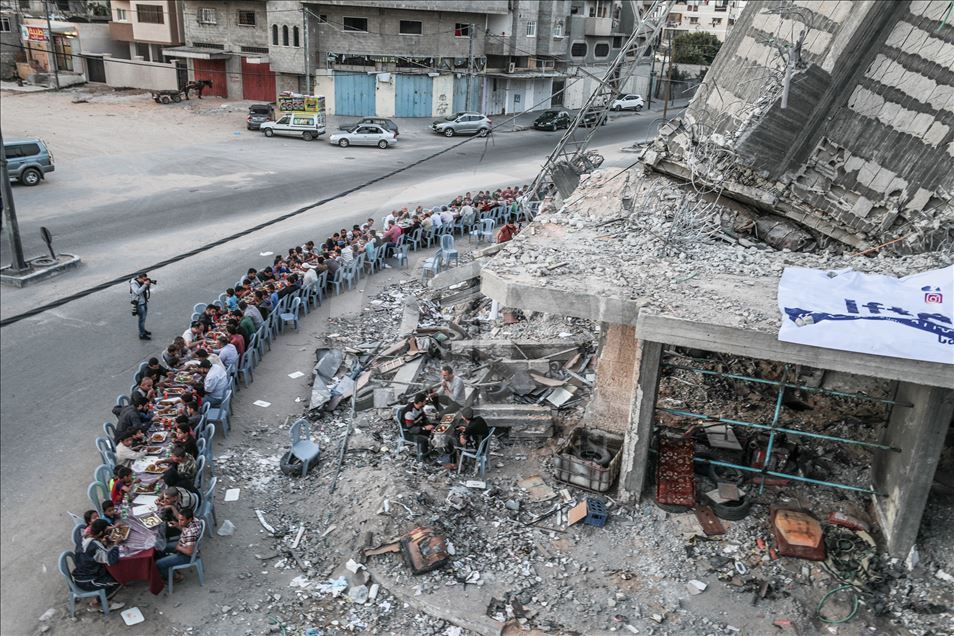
[114,430,146,465]
[400,393,434,454]
[130,376,156,404]
[72,519,125,611]
[157,445,198,489]
[182,322,206,348]
[455,407,489,451]
[173,420,199,459]
[214,335,239,371]
[156,508,202,583]
[143,357,170,384]
[434,365,465,406]
[114,397,151,440]
[157,484,200,515]
[198,359,228,407]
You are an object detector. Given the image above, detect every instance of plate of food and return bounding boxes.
[150,432,167,443]
[175,372,195,383]
[144,446,164,456]
[138,513,163,529]
[133,482,156,495]
[109,525,131,543]
[144,463,165,474]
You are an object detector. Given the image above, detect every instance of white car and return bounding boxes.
[260,112,326,141]
[328,124,397,149]
[611,94,645,112]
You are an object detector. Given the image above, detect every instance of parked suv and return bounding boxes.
[339,117,399,138]
[246,103,275,130]
[3,138,54,186]
[611,94,644,111]
[431,112,492,137]
[532,110,572,131]
[260,112,326,141]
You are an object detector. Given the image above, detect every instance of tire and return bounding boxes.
[577,441,612,467]
[377,140,388,149]
[279,450,305,476]
[264,129,274,137]
[612,105,622,111]
[708,463,745,484]
[20,168,41,186]
[635,105,643,112]
[700,492,754,521]
[654,499,692,514]
[443,128,455,137]
[338,138,349,147]
[172,93,182,103]
[302,132,315,141]
[477,128,489,137]
[160,95,172,104]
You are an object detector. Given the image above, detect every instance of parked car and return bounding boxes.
[532,110,572,131]
[329,124,397,149]
[246,103,275,130]
[579,110,608,127]
[3,137,54,186]
[431,112,492,137]
[611,94,644,111]
[338,117,399,138]
[260,112,326,141]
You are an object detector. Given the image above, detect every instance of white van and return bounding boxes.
[260,111,326,141]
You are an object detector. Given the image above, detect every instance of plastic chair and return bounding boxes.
[440,234,459,267]
[192,455,207,491]
[200,424,215,453]
[362,245,379,276]
[193,303,207,314]
[237,350,255,388]
[421,249,443,283]
[190,312,201,323]
[393,243,410,269]
[457,427,497,478]
[353,252,367,280]
[100,449,116,469]
[199,477,217,537]
[279,297,302,333]
[93,464,112,490]
[95,437,115,463]
[115,394,130,408]
[289,418,321,477]
[470,218,495,243]
[102,421,117,440]
[393,406,423,461]
[59,551,111,617]
[87,482,109,516]
[314,270,328,305]
[206,391,232,437]
[72,522,85,551]
[408,227,423,252]
[422,227,436,249]
[166,520,206,594]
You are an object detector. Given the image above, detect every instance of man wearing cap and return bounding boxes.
[400,393,433,454]
[129,272,153,340]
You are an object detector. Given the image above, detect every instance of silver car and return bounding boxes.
[328,124,397,149]
[431,112,492,137]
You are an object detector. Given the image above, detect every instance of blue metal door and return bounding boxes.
[334,73,375,116]
[395,74,433,118]
[453,76,479,112]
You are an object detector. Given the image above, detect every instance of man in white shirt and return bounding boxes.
[441,207,455,226]
[215,335,239,371]
[182,322,204,347]
[114,431,146,465]
[198,359,229,406]
[384,211,396,226]
[431,211,444,231]
[437,365,465,404]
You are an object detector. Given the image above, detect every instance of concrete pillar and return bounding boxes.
[585,323,638,435]
[871,383,954,557]
[617,339,663,503]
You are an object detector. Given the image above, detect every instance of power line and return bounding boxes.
[0,73,587,329]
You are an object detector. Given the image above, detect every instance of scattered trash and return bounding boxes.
[217,520,235,536]
[255,510,276,535]
[223,488,240,502]
[253,400,272,408]
[288,371,306,379]
[121,607,145,626]
[687,579,707,595]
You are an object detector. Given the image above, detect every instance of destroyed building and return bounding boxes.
[480,0,954,563]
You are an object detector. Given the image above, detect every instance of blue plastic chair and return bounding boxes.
[192,455,207,491]
[193,303,207,314]
[422,227,436,248]
[59,551,111,617]
[206,390,232,437]
[421,249,443,283]
[237,350,255,388]
[363,245,379,275]
[115,394,129,408]
[72,522,85,551]
[458,427,497,478]
[279,296,302,333]
[353,252,367,280]
[199,476,217,538]
[102,421,117,440]
[93,464,112,490]
[408,227,423,252]
[395,243,410,269]
[200,424,215,453]
[289,418,321,477]
[166,520,206,594]
[440,234,459,267]
[331,264,355,296]
[87,481,109,516]
[471,218,496,243]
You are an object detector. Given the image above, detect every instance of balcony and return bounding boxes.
[109,21,134,42]
[584,17,613,36]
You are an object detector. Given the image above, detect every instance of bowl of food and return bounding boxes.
[109,525,131,543]
[150,432,167,443]
[138,513,162,529]
[144,463,165,474]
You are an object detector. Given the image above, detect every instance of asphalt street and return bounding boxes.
[0,106,676,633]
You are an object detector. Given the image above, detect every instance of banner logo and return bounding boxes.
[923,285,943,304]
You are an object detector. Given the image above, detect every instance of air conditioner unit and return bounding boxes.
[507,61,516,73]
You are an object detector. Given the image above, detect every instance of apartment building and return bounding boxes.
[109,1,185,64]
[665,0,745,42]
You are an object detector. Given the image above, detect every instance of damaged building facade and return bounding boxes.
[480,0,954,560]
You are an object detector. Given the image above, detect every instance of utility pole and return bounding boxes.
[662,28,673,119]
[465,23,475,110]
[647,41,655,110]
[303,6,310,95]
[44,0,60,90]
[0,130,30,274]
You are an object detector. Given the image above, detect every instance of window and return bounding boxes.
[553,21,563,37]
[135,42,152,61]
[454,23,470,37]
[197,8,216,25]
[594,42,609,57]
[728,18,735,25]
[689,16,699,24]
[282,24,289,45]
[115,8,127,21]
[277,115,291,125]
[137,4,164,24]
[612,35,622,48]
[343,17,368,32]
[192,42,224,49]
[292,116,313,126]
[526,20,536,37]
[712,18,722,25]
[272,24,278,45]
[0,17,10,32]
[18,0,30,10]
[241,46,269,54]
[238,10,256,26]
[293,26,300,46]
[570,42,587,57]
[6,143,40,158]
[399,20,422,35]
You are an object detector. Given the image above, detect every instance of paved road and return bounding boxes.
[0,109,676,633]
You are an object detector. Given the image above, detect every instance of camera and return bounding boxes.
[146,278,157,285]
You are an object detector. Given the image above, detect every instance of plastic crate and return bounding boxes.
[583,497,608,527]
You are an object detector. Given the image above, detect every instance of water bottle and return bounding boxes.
[121,505,128,521]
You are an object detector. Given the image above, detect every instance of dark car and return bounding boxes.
[338,117,399,137]
[247,104,275,130]
[579,110,607,127]
[533,110,572,131]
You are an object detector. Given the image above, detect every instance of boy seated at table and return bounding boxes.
[73,519,125,612]
[110,466,135,505]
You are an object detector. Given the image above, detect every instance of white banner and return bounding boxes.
[778,265,953,365]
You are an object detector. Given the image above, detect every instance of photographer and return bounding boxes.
[129,272,154,340]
